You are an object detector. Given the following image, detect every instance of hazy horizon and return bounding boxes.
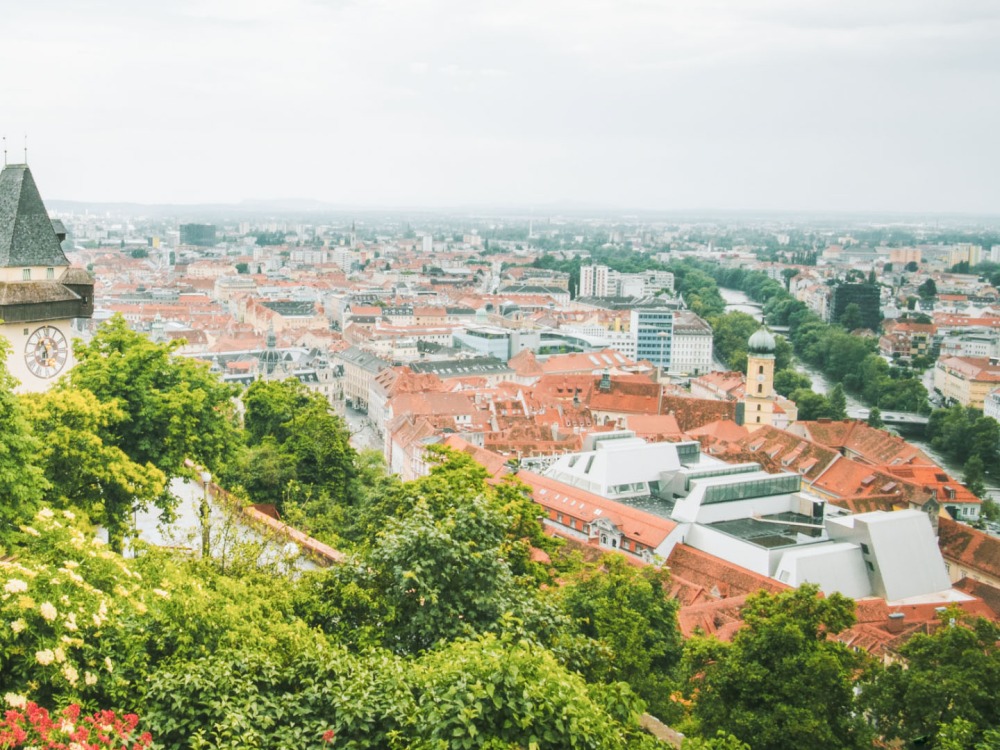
[4,1,999,214]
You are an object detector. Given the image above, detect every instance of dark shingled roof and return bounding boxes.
[0,165,69,268]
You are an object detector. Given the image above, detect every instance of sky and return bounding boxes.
[2,0,999,213]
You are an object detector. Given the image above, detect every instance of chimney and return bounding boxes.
[886,612,905,634]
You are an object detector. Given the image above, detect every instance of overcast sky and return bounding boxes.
[2,0,999,213]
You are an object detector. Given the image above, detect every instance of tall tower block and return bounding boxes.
[0,164,94,391]
[743,327,776,431]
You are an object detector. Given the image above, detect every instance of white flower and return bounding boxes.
[152,588,170,599]
[84,671,97,686]
[39,601,57,621]
[92,612,103,627]
[37,508,54,519]
[19,526,40,537]
[61,719,75,733]
[62,664,78,685]
[104,656,113,673]
[63,560,79,569]
[4,693,26,708]
[36,649,55,665]
[53,647,66,663]
[10,619,26,633]
[63,613,78,631]
[62,510,75,520]
[4,579,28,594]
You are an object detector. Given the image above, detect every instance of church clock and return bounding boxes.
[24,325,69,379]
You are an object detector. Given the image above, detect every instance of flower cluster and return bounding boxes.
[0,700,152,749]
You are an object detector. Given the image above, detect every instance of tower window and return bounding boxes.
[758,365,764,374]
[22,269,30,280]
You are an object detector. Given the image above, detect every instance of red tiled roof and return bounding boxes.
[518,471,677,549]
[938,516,1000,580]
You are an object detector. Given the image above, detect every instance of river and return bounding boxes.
[719,287,968,481]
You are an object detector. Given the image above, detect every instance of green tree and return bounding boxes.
[791,389,832,421]
[919,278,938,300]
[684,585,869,750]
[0,339,47,536]
[860,613,1000,748]
[963,454,987,500]
[866,406,884,429]
[828,384,848,420]
[69,315,241,478]
[838,302,863,331]
[20,389,167,550]
[773,369,811,397]
[557,555,682,720]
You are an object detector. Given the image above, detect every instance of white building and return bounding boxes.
[525,434,955,602]
[669,311,713,376]
[579,264,611,298]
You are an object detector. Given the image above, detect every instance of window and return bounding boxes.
[758,365,764,374]
[865,561,875,572]
[757,384,763,394]
[21,268,30,280]
[46,267,54,279]
[860,542,870,555]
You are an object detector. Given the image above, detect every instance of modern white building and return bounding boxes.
[579,264,611,298]
[523,434,955,602]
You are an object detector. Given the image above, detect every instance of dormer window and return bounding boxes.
[46,267,54,279]
[22,268,30,280]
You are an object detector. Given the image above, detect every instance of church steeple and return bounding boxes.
[743,327,776,432]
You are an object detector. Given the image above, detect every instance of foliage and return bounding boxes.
[827,384,848,420]
[859,613,1000,748]
[866,406,884,428]
[0,339,48,536]
[226,379,358,545]
[963,454,987,500]
[69,315,241,479]
[683,585,869,750]
[0,700,152,749]
[926,405,1000,472]
[708,312,760,372]
[773,369,811,397]
[555,555,682,721]
[21,389,167,551]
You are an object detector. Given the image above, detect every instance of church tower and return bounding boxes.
[743,327,776,432]
[0,164,94,391]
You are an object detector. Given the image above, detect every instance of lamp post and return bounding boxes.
[199,470,212,558]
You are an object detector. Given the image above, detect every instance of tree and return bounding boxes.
[838,302,863,331]
[963,454,987,500]
[0,339,48,536]
[860,613,1000,748]
[919,278,938,300]
[773,369,811,397]
[20,389,167,550]
[866,406,884,429]
[828,384,848,420]
[235,262,249,274]
[557,555,682,719]
[791,389,832,421]
[69,315,241,479]
[684,585,869,750]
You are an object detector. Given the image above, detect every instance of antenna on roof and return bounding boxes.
[23,133,27,164]
[2,136,6,166]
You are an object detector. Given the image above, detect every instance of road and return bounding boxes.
[339,403,383,453]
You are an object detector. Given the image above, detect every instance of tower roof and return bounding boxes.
[748,327,776,354]
[0,165,69,268]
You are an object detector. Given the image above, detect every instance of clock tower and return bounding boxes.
[743,327,776,432]
[0,164,93,391]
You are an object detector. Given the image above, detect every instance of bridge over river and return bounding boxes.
[846,407,930,432]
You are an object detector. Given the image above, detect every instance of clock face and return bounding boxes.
[25,325,69,379]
